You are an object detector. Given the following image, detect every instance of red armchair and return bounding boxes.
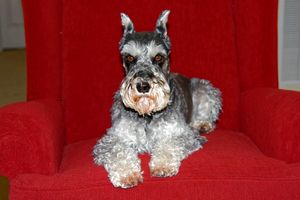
[1,0,300,199]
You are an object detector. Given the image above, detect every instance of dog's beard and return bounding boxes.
[120,77,171,116]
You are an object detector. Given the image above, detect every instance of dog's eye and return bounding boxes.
[154,54,163,62]
[126,55,135,63]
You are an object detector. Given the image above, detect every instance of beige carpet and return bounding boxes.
[0,176,8,200]
[0,49,26,107]
[0,49,26,199]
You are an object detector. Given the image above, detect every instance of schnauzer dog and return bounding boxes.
[93,10,222,189]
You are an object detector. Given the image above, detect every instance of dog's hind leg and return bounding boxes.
[189,78,222,133]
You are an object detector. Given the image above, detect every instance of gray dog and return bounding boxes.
[93,10,222,189]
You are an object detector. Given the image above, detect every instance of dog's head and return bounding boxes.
[119,10,172,116]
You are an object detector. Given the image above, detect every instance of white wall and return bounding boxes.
[0,0,25,50]
[279,0,300,91]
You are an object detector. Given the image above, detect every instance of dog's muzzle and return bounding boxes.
[120,69,171,116]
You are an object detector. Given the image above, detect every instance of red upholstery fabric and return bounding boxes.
[241,88,300,163]
[22,0,63,101]
[63,0,240,143]
[1,0,299,199]
[0,100,64,179]
[233,0,278,91]
[10,131,300,199]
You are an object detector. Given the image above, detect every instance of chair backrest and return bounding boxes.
[22,0,278,144]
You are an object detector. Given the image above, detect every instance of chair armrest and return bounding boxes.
[240,88,300,163]
[0,99,65,179]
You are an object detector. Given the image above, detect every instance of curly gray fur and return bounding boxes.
[93,10,222,188]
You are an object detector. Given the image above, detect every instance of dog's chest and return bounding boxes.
[114,116,172,153]
[114,117,150,153]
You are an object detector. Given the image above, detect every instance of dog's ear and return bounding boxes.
[121,13,135,36]
[155,10,170,37]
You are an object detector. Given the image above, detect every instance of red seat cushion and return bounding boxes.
[10,130,300,199]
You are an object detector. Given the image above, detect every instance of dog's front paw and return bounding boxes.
[109,171,143,189]
[150,165,179,177]
[120,172,143,188]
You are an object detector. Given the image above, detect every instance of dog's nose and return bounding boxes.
[136,81,151,93]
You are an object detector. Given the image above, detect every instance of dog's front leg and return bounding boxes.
[93,133,143,188]
[149,123,204,177]
[149,139,184,177]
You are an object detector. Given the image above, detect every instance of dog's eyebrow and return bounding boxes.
[121,41,143,56]
[146,41,167,57]
[121,40,167,58]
